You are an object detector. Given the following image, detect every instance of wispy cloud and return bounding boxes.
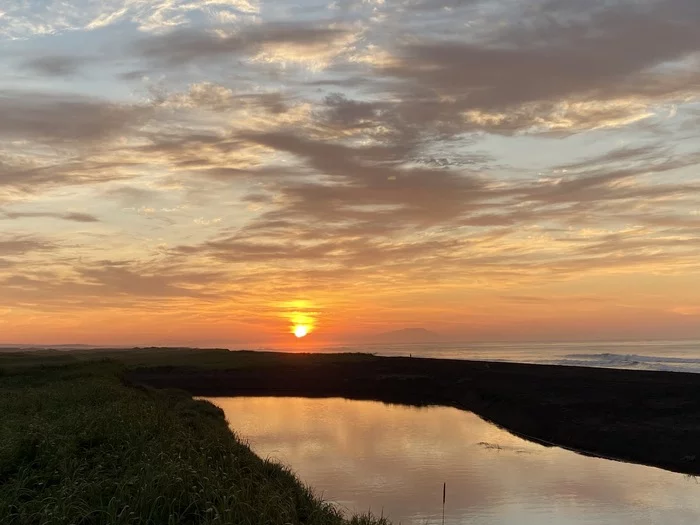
[136,23,358,68]
[0,90,151,143]
[1,0,699,343]
[18,55,94,77]
[0,0,259,38]
[2,211,100,222]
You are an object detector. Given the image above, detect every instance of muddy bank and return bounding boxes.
[126,353,700,475]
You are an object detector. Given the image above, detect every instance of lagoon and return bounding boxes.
[206,396,700,525]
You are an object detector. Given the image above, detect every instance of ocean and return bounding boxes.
[291,339,700,374]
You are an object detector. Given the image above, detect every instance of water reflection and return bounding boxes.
[206,397,700,525]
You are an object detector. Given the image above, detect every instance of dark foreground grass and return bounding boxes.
[0,348,376,371]
[0,361,389,525]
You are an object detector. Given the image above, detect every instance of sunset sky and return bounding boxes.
[1,0,700,346]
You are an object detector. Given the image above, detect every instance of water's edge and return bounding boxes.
[126,353,700,476]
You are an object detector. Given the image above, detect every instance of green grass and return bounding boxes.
[0,347,377,371]
[0,360,389,525]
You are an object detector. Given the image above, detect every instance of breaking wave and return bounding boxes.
[550,352,700,373]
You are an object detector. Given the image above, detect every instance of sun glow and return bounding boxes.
[293,325,309,338]
[282,301,317,339]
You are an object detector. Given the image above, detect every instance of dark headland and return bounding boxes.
[127,351,700,476]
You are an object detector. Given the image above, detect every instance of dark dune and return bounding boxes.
[126,353,700,476]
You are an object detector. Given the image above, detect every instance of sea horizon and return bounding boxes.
[4,339,700,374]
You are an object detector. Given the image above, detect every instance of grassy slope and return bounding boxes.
[0,360,388,525]
[0,348,375,371]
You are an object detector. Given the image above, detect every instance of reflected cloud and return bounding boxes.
[209,397,700,524]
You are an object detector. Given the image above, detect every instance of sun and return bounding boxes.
[293,325,309,338]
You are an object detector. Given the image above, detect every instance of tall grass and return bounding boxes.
[0,361,389,525]
[0,348,378,373]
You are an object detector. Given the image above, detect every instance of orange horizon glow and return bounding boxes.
[2,1,700,346]
[2,282,700,347]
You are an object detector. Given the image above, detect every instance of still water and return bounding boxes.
[205,396,700,525]
[320,340,700,373]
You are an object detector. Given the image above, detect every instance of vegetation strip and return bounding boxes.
[0,359,389,525]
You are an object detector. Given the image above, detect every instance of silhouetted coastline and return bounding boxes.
[127,352,700,476]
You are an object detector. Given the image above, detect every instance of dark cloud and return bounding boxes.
[0,261,231,308]
[573,231,700,256]
[165,127,696,283]
[242,131,489,228]
[240,132,700,237]
[19,55,92,77]
[148,130,695,290]
[63,212,100,223]
[135,22,353,66]
[77,263,220,298]
[519,153,700,205]
[500,294,609,304]
[102,186,162,208]
[0,157,138,194]
[321,93,383,131]
[368,0,700,133]
[0,236,55,256]
[0,90,150,143]
[175,233,465,277]
[3,211,99,222]
[403,0,480,10]
[553,144,671,172]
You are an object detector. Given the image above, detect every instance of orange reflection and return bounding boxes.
[207,397,700,525]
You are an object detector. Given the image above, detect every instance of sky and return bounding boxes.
[1,0,699,347]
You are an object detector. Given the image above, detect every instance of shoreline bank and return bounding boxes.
[126,352,700,476]
[0,360,389,525]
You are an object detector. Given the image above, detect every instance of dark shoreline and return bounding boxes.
[126,352,700,476]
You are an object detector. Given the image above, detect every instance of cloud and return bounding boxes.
[0,236,55,256]
[18,55,92,77]
[102,186,162,208]
[0,0,260,39]
[402,0,481,11]
[2,211,100,222]
[77,263,219,298]
[160,125,700,296]
[136,22,357,67]
[0,259,229,311]
[0,90,151,143]
[552,144,671,172]
[3,0,700,341]
[240,131,489,228]
[363,0,700,133]
[0,155,141,196]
